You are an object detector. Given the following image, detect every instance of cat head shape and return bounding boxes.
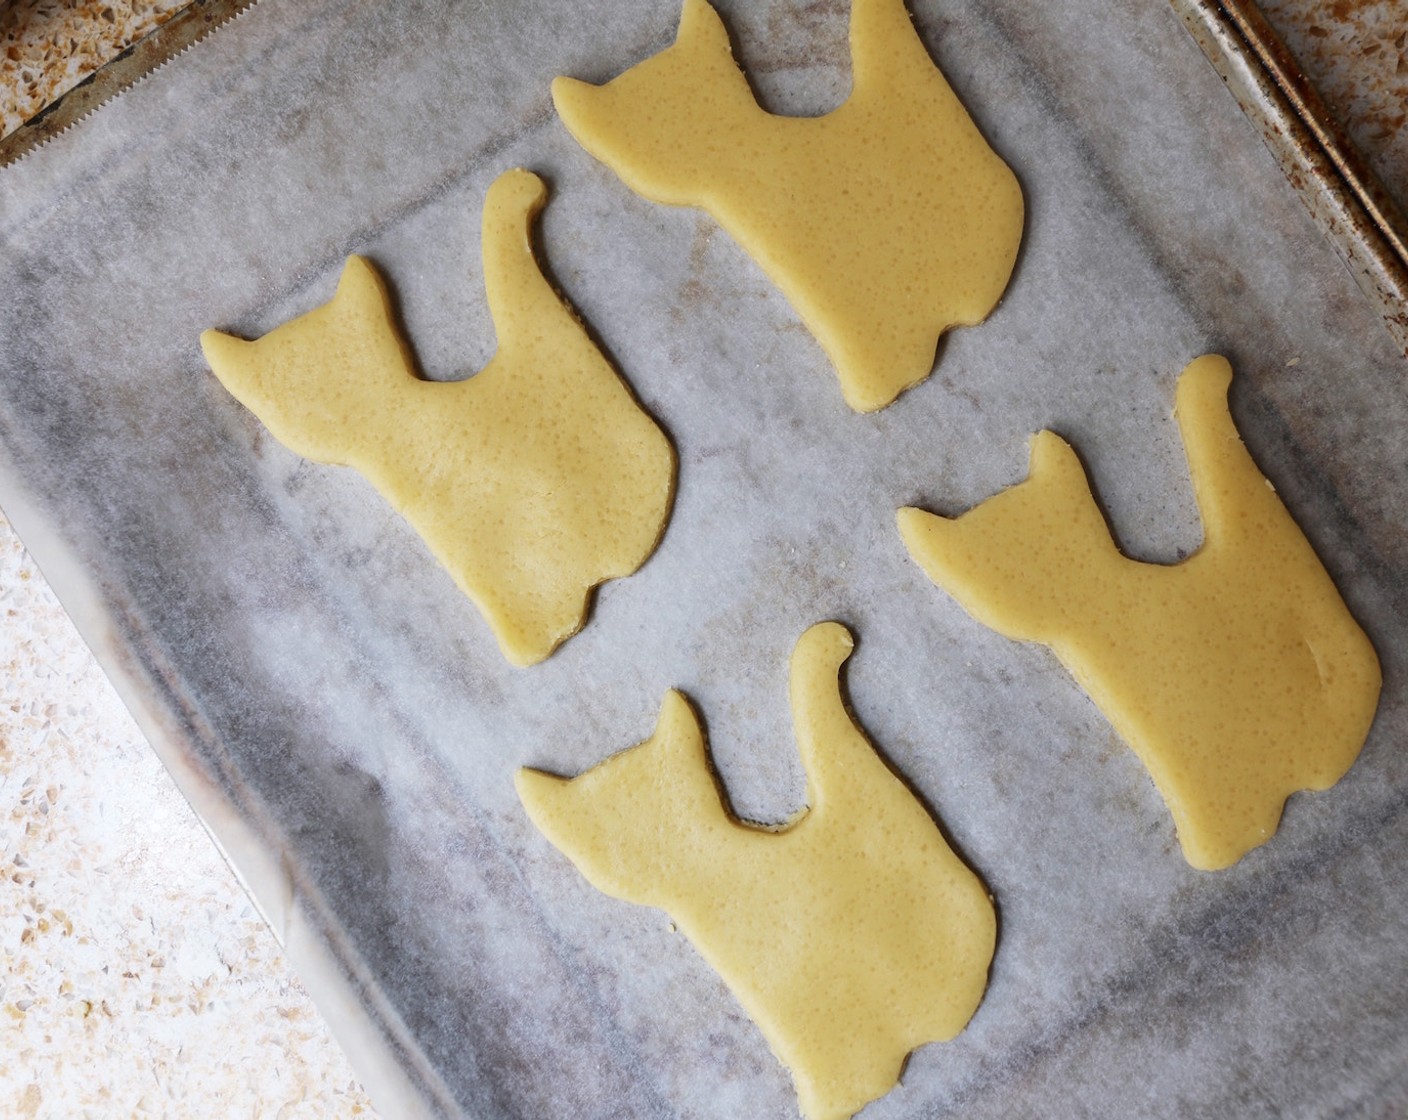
[200,257,415,463]
[552,0,754,203]
[898,431,1116,641]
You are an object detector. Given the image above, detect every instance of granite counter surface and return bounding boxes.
[2,5,376,1116]
[0,514,373,1116]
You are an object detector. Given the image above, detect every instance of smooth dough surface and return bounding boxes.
[201,169,675,667]
[899,355,1382,870]
[553,0,1024,413]
[517,622,995,1120]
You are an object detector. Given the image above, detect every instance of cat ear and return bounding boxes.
[896,504,953,557]
[330,255,388,314]
[199,329,255,383]
[1027,430,1084,486]
[515,765,571,804]
[514,767,576,848]
[550,75,603,140]
[677,0,731,54]
[648,691,724,826]
[515,692,705,841]
[653,689,706,764]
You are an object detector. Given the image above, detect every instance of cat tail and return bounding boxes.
[478,169,600,372]
[789,622,894,819]
[1174,354,1299,557]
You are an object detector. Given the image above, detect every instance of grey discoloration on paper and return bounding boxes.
[1,1,1406,1117]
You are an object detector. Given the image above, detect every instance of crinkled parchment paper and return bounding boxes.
[1,1,1406,1116]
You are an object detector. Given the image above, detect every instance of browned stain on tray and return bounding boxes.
[1257,0,1408,214]
[1173,0,1408,358]
[0,1,188,139]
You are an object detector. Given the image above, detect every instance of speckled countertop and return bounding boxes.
[1,8,376,1116]
[0,514,373,1116]
[1260,0,1408,206]
[0,2,1402,1118]
[0,2,187,138]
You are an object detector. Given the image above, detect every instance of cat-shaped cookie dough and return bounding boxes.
[517,621,995,1120]
[553,0,1024,413]
[899,355,1381,870]
[201,169,675,667]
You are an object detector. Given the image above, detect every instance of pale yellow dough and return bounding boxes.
[899,355,1382,870]
[201,169,675,667]
[517,622,995,1120]
[553,0,1024,413]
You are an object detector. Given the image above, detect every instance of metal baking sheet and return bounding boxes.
[2,1,1406,1116]
[1172,0,1408,358]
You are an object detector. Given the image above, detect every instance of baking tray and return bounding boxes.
[1172,0,1408,359]
[2,1,1406,1116]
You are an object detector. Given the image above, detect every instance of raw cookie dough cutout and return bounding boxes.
[517,621,995,1120]
[553,0,1024,413]
[201,169,676,667]
[898,355,1382,870]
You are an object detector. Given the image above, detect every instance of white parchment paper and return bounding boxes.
[2,2,1406,1117]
